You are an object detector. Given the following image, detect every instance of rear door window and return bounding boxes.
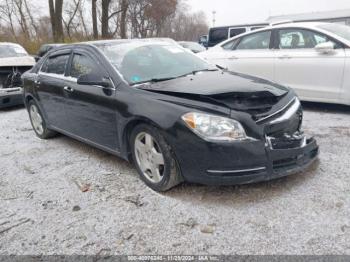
[278,29,339,49]
[41,54,70,75]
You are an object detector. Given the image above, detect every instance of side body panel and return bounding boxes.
[274,48,345,103]
[340,49,350,105]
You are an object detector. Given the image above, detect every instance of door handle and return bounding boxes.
[228,56,238,60]
[278,55,291,59]
[64,86,74,93]
[34,80,41,85]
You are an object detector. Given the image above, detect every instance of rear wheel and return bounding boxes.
[28,101,56,139]
[130,124,183,192]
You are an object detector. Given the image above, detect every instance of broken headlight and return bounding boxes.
[182,112,249,142]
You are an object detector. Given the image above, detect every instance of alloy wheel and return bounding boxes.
[134,132,165,183]
[29,104,44,135]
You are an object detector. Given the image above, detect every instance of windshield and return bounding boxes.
[96,42,214,85]
[0,44,28,58]
[317,23,350,42]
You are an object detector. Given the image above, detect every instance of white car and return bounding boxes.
[198,22,350,106]
[0,42,35,108]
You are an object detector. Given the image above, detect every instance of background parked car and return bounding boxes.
[199,22,350,106]
[206,23,269,48]
[178,41,206,53]
[198,35,208,47]
[0,42,35,108]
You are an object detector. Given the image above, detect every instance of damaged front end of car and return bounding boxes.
[258,97,319,181]
[0,43,35,109]
[0,64,34,109]
[179,94,319,185]
[143,71,319,185]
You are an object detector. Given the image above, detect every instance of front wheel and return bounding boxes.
[130,124,183,192]
[28,100,56,139]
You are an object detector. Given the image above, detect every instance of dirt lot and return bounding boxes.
[0,103,350,255]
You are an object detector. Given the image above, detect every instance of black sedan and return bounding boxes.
[22,39,319,191]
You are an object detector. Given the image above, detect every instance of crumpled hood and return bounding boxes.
[139,70,291,117]
[0,56,35,67]
[140,70,288,97]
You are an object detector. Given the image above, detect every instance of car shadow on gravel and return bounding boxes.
[0,105,25,112]
[47,132,321,204]
[50,130,321,205]
[165,160,320,205]
[55,134,134,169]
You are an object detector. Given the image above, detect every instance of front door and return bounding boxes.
[63,50,119,151]
[274,28,345,102]
[220,30,275,80]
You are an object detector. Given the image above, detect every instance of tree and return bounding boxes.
[0,0,19,41]
[100,0,129,39]
[0,0,208,53]
[13,0,30,39]
[92,0,98,39]
[62,0,80,40]
[145,0,177,36]
[48,0,64,42]
[119,0,129,38]
[101,0,110,38]
[128,0,152,38]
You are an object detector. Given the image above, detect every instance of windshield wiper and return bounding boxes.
[131,69,219,86]
[131,77,178,86]
[190,68,219,75]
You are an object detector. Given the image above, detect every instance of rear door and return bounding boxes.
[36,50,71,129]
[217,30,275,80]
[63,49,119,151]
[274,28,345,102]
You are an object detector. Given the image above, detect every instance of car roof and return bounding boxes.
[268,21,327,29]
[178,41,200,43]
[235,21,327,33]
[216,21,338,47]
[45,38,181,57]
[210,23,269,30]
[86,38,178,46]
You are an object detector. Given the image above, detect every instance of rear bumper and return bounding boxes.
[173,130,319,186]
[0,88,24,108]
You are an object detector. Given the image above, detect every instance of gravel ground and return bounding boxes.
[0,103,350,255]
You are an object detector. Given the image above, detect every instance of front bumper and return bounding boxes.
[0,88,24,108]
[173,130,319,186]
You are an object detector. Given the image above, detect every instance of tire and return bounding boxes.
[28,100,56,139]
[130,124,183,192]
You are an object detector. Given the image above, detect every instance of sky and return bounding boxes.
[186,0,350,27]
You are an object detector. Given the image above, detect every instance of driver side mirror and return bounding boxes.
[77,74,110,88]
[315,41,335,54]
